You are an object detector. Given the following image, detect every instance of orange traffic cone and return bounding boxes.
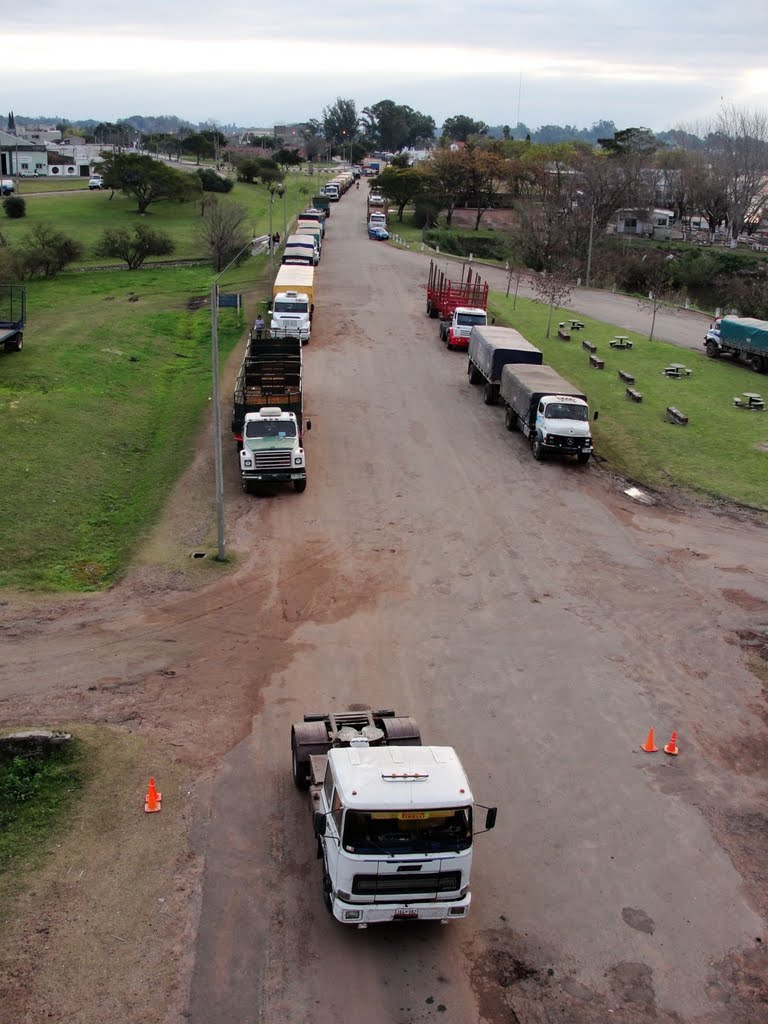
[144,777,162,813]
[640,728,658,752]
[664,731,679,756]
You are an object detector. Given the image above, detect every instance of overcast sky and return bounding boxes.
[2,1,767,131]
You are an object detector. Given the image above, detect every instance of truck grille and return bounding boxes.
[254,451,292,469]
[550,436,586,449]
[352,872,461,896]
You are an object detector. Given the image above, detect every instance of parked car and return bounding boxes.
[368,225,389,240]
[88,175,104,190]
[0,179,15,195]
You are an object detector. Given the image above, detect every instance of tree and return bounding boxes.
[423,148,472,225]
[463,147,507,229]
[322,98,358,145]
[16,225,84,278]
[709,104,768,247]
[441,115,488,142]
[360,101,435,152]
[636,253,679,342]
[234,156,283,188]
[273,148,302,170]
[197,198,251,272]
[100,153,201,214]
[532,267,573,338]
[94,224,175,270]
[183,133,215,165]
[597,127,660,158]
[370,168,426,221]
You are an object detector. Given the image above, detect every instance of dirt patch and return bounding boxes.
[721,589,768,613]
[0,725,200,1024]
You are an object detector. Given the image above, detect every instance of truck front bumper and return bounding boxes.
[242,470,306,483]
[331,893,471,926]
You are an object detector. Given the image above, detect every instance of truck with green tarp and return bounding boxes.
[704,316,768,373]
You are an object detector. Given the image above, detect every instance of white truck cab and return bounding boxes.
[270,290,312,345]
[240,407,308,493]
[441,306,488,347]
[307,740,496,927]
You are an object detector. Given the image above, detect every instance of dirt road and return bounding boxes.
[2,187,768,1024]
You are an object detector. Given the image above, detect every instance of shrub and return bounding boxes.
[94,224,175,269]
[16,224,85,278]
[196,168,234,193]
[3,195,26,219]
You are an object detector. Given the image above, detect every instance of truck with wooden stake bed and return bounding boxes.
[291,708,497,928]
[426,261,489,342]
[232,331,310,493]
[500,364,595,464]
[0,284,25,352]
[705,316,768,373]
[467,325,543,405]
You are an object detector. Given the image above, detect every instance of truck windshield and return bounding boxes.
[245,421,297,439]
[342,807,472,854]
[274,302,308,313]
[544,402,588,421]
[456,313,487,326]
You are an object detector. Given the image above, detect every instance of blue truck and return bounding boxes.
[705,316,768,374]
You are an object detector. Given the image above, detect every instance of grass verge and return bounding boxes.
[488,293,768,507]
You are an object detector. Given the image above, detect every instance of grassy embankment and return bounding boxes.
[488,294,768,507]
[0,172,321,591]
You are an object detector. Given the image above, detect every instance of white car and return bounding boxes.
[88,175,104,190]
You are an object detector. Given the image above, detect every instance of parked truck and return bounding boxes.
[426,261,489,332]
[0,284,25,352]
[270,290,312,345]
[312,194,331,218]
[440,306,488,349]
[467,325,543,404]
[366,194,388,218]
[499,364,595,463]
[232,332,309,492]
[272,265,315,310]
[705,316,768,373]
[283,233,317,266]
[291,708,497,927]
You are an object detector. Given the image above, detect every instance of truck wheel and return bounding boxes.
[705,340,719,359]
[532,435,545,461]
[577,452,591,465]
[429,304,439,320]
[291,730,310,790]
[242,478,252,494]
[5,333,22,352]
[468,363,483,385]
[426,300,432,317]
[483,383,497,405]
[322,873,333,913]
[504,406,517,431]
[294,479,307,493]
[752,355,766,374]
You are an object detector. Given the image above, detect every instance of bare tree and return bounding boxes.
[710,105,768,247]
[197,198,251,271]
[532,267,573,338]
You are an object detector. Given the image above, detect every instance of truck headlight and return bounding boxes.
[294,456,303,466]
[343,910,362,921]
[243,458,253,468]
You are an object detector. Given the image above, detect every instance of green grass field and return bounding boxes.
[488,294,768,507]
[0,265,261,590]
[1,171,320,263]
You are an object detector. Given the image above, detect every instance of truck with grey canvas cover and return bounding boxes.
[499,364,594,464]
[467,325,543,405]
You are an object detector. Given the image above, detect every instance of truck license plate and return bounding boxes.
[394,910,418,920]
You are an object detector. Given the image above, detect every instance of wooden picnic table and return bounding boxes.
[610,336,632,349]
[663,364,691,378]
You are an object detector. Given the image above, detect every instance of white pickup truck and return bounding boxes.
[88,175,104,190]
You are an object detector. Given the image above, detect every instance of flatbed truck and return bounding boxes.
[705,316,768,373]
[0,284,25,352]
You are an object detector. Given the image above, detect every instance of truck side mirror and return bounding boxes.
[314,812,325,837]
[593,411,599,421]
[485,807,498,831]
[268,309,273,317]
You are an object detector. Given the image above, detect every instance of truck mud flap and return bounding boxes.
[382,717,421,745]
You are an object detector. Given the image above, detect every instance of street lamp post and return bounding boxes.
[268,184,285,287]
[210,236,260,561]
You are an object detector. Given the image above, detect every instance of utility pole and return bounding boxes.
[586,203,595,289]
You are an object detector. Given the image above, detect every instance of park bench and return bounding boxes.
[666,406,688,425]
[589,354,604,369]
[618,370,635,384]
[626,388,643,402]
[582,340,597,353]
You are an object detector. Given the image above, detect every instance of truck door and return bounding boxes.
[321,767,342,893]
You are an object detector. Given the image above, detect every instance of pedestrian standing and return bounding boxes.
[254,315,265,340]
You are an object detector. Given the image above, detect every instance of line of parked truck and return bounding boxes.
[425,260,596,463]
[230,173,359,494]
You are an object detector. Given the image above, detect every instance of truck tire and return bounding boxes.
[429,304,439,320]
[242,478,252,494]
[439,322,447,341]
[504,406,517,431]
[532,435,545,461]
[483,383,498,405]
[577,452,591,465]
[468,362,483,385]
[426,300,432,317]
[751,354,766,374]
[705,340,719,359]
[5,333,22,352]
[291,729,311,790]
[294,479,307,493]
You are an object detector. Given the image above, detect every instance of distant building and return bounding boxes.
[273,124,309,144]
[0,128,48,177]
[616,208,676,239]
